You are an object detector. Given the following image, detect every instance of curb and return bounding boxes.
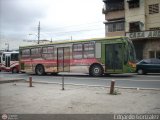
[0,79,26,84]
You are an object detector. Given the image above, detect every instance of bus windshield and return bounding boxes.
[129,41,136,62]
[126,38,136,62]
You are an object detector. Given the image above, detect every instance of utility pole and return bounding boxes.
[38,21,40,44]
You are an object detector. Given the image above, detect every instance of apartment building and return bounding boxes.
[103,0,125,37]
[103,0,160,60]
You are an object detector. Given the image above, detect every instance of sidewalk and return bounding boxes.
[0,81,160,114]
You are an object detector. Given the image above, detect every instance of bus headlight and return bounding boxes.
[128,61,136,68]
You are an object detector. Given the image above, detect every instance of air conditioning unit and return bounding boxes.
[126,0,133,2]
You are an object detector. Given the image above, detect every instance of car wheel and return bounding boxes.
[35,65,45,75]
[137,69,144,75]
[89,64,103,77]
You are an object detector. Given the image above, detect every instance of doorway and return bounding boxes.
[57,47,70,72]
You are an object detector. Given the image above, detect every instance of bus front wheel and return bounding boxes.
[35,65,45,75]
[12,67,19,73]
[89,64,103,77]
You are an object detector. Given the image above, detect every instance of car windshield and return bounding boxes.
[143,59,151,63]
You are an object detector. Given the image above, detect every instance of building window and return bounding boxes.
[129,22,140,32]
[149,4,159,14]
[103,0,124,13]
[149,51,160,59]
[127,0,139,9]
[106,22,124,32]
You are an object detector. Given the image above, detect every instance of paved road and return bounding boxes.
[0,72,160,89]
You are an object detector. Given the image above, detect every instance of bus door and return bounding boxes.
[105,44,123,72]
[5,54,11,67]
[57,47,70,72]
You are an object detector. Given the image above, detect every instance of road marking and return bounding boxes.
[31,80,160,91]
[136,75,160,78]
[60,77,160,82]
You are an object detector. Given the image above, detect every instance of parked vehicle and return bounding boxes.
[136,58,160,75]
[0,51,19,73]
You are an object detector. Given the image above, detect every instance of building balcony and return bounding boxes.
[102,2,124,14]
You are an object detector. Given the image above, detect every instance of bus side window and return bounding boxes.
[31,48,41,58]
[22,49,30,58]
[84,42,95,58]
[42,46,54,59]
[73,43,83,59]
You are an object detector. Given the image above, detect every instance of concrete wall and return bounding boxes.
[106,31,125,37]
[145,0,160,30]
[105,10,125,20]
[143,39,160,58]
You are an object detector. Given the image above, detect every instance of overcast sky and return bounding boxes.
[0,0,105,50]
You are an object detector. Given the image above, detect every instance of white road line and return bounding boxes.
[59,77,160,82]
[30,80,160,91]
[136,75,160,78]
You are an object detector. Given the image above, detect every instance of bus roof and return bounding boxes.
[19,36,128,49]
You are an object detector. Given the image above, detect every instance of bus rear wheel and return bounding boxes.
[35,65,45,75]
[89,64,103,77]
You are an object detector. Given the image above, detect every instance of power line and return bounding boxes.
[52,27,104,35]
[30,21,103,31]
[46,21,103,30]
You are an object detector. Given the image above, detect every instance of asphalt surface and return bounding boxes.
[0,72,160,89]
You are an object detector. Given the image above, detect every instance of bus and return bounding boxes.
[1,51,19,73]
[19,37,136,76]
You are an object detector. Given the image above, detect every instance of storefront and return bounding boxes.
[126,30,160,60]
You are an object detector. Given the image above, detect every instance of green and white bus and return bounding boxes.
[19,36,136,76]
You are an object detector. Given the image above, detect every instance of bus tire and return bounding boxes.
[51,72,58,76]
[35,64,45,75]
[89,64,104,77]
[12,67,19,73]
